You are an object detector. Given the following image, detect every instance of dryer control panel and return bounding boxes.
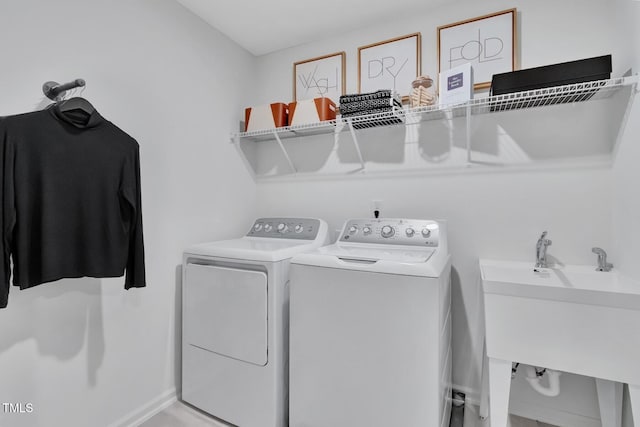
[339,218,440,247]
[247,218,322,240]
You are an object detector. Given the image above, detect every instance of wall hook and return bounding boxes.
[42,78,86,101]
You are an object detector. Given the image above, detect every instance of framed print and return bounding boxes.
[358,33,421,97]
[438,9,517,90]
[294,51,345,104]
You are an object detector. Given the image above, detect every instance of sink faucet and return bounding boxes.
[535,231,552,268]
[592,247,613,272]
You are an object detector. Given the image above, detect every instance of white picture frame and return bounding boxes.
[358,33,421,99]
[294,52,345,104]
[438,9,517,90]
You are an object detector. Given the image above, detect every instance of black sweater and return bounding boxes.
[0,104,146,308]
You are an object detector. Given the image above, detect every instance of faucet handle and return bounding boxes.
[538,231,551,245]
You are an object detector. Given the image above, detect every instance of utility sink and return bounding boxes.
[479,259,640,427]
[481,259,640,310]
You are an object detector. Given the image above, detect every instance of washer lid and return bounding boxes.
[291,243,448,277]
[184,237,325,262]
[317,245,436,263]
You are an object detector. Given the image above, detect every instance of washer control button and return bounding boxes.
[349,225,358,235]
[253,223,263,232]
[363,226,372,235]
[421,228,431,238]
[405,228,415,237]
[381,225,395,238]
[294,224,304,233]
[277,223,288,233]
[264,224,273,232]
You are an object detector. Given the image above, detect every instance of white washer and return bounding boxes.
[289,218,452,427]
[182,217,329,427]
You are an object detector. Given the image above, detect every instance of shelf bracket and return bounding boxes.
[231,133,257,179]
[334,119,346,144]
[346,119,366,170]
[465,103,472,165]
[612,80,638,160]
[272,130,297,173]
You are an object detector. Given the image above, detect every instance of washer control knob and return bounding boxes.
[363,226,372,235]
[277,223,288,233]
[421,228,431,238]
[264,224,273,232]
[405,228,415,237]
[294,224,304,233]
[253,223,263,232]
[348,225,358,235]
[381,225,395,238]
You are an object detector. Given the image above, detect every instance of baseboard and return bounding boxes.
[510,399,601,427]
[108,388,178,427]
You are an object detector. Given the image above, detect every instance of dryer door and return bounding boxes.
[184,263,268,366]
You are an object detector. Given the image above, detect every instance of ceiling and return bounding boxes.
[176,0,451,56]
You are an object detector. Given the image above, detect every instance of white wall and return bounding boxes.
[613,2,640,282]
[0,0,635,426]
[253,0,625,422]
[253,0,626,105]
[612,2,640,426]
[0,1,255,426]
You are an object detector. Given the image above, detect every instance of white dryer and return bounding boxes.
[182,217,329,427]
[289,218,452,427]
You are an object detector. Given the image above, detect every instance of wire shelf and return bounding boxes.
[406,76,636,122]
[232,76,637,144]
[237,119,337,142]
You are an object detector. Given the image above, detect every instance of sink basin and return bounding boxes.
[480,259,640,310]
[480,259,640,427]
[480,259,640,381]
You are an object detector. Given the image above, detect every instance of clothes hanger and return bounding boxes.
[58,97,95,115]
[57,86,95,115]
[43,79,95,115]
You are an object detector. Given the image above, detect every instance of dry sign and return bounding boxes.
[358,33,422,99]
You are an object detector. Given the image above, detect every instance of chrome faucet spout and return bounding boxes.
[592,247,613,272]
[535,231,552,268]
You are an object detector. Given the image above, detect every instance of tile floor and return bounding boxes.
[140,401,560,427]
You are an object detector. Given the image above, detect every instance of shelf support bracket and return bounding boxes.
[231,133,256,179]
[272,130,297,173]
[334,119,346,145]
[612,80,638,161]
[346,119,366,170]
[465,103,472,165]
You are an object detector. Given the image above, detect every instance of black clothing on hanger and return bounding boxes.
[0,104,146,308]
